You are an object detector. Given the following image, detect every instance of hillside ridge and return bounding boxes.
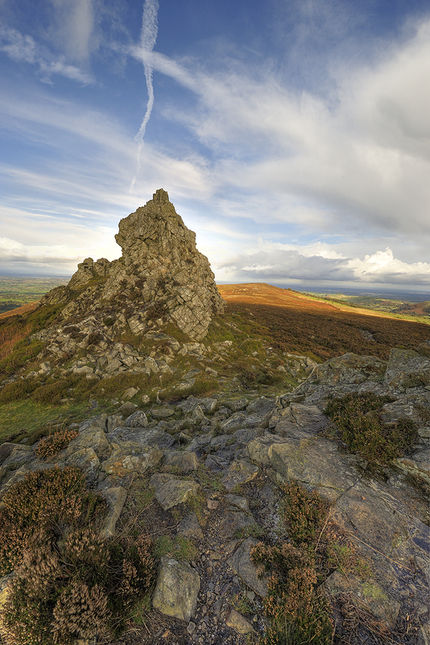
[0,192,429,644]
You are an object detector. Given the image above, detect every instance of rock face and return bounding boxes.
[42,189,223,344]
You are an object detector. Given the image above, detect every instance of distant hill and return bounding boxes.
[302,290,430,323]
[219,282,430,360]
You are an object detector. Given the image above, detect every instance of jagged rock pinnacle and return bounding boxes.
[153,188,169,202]
[41,190,224,360]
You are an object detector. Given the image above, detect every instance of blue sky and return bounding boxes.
[1,0,430,292]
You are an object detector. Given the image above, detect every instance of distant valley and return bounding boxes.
[0,276,67,315]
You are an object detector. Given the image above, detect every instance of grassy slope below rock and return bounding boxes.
[0,306,307,445]
[1,282,429,446]
[0,400,93,445]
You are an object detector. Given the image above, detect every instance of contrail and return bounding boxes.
[130,0,159,192]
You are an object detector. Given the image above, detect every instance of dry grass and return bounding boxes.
[0,320,31,360]
[219,284,430,360]
[0,303,38,321]
[0,468,155,645]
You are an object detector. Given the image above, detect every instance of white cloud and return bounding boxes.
[217,243,430,289]
[1,9,429,289]
[346,248,430,284]
[0,236,80,265]
[0,25,92,83]
[140,18,430,241]
[49,0,95,63]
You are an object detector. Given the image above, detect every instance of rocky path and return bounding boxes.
[0,347,429,644]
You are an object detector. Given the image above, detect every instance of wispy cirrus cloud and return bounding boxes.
[130,18,430,242]
[130,0,159,191]
[48,0,95,63]
[0,25,93,83]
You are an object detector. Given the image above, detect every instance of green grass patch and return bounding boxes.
[154,535,198,561]
[0,399,89,444]
[0,338,44,377]
[159,376,219,402]
[26,303,63,331]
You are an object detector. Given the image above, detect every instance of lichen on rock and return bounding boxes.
[37,189,224,371]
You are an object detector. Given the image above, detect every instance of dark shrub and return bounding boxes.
[283,481,330,547]
[325,392,418,466]
[252,541,333,645]
[51,582,109,644]
[0,468,155,645]
[0,467,104,575]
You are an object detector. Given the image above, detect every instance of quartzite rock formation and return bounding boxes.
[38,189,224,366]
[1,348,429,644]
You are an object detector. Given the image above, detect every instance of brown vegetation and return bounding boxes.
[0,319,31,361]
[324,393,418,468]
[0,468,155,645]
[219,284,430,360]
[251,481,382,645]
[251,482,334,644]
[35,427,79,459]
[0,303,61,374]
[0,303,38,321]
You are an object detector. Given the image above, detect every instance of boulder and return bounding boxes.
[325,571,400,628]
[65,448,100,480]
[107,426,175,450]
[151,406,175,420]
[394,448,430,487]
[164,450,199,473]
[248,433,360,499]
[226,609,255,635]
[229,538,268,597]
[101,486,127,538]
[101,447,162,477]
[124,410,149,428]
[65,425,110,460]
[222,459,259,491]
[152,557,200,621]
[385,348,430,389]
[150,473,200,510]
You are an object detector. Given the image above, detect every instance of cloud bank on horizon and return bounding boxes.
[0,0,429,293]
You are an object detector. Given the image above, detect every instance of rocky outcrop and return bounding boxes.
[39,190,224,369]
[0,347,429,643]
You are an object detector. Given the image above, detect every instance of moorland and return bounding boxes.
[0,195,428,645]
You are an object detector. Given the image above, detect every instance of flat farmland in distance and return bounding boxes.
[218,283,430,360]
[0,277,67,314]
